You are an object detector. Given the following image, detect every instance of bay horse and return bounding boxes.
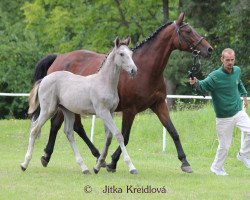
[21,38,138,174]
[35,13,213,173]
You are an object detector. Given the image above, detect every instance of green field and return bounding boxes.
[0,104,249,200]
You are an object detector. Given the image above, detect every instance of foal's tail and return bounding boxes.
[28,80,42,121]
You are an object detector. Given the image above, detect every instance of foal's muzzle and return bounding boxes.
[129,68,137,77]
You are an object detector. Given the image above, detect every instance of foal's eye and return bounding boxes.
[120,53,124,56]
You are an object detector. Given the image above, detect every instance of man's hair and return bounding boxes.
[221,48,235,57]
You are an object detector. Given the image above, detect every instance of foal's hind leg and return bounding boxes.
[97,109,137,174]
[62,109,90,174]
[21,113,49,171]
[93,125,112,173]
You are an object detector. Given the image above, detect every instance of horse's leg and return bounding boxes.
[62,109,90,174]
[106,110,136,172]
[41,110,64,167]
[21,112,49,171]
[97,109,137,174]
[151,99,193,173]
[93,125,112,173]
[73,114,100,159]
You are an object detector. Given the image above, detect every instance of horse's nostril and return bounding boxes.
[208,47,213,54]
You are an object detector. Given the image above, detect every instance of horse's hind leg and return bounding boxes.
[41,110,64,167]
[62,109,90,174]
[93,125,112,173]
[97,109,137,174]
[74,114,101,159]
[21,112,49,171]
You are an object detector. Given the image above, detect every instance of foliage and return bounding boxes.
[0,0,249,118]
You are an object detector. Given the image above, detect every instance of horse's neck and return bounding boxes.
[135,24,175,77]
[98,52,121,89]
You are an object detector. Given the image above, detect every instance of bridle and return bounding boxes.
[173,21,203,77]
[174,21,204,52]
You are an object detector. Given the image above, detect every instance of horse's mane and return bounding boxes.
[96,22,173,72]
[132,22,172,52]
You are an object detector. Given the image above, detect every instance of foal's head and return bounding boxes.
[113,37,137,77]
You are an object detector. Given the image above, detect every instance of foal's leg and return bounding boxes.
[106,110,136,172]
[151,99,193,173]
[97,109,137,174]
[21,112,49,171]
[41,111,100,167]
[93,125,112,173]
[62,109,90,174]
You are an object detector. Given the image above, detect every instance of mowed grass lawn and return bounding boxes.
[0,104,249,200]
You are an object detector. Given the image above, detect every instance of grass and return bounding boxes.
[0,104,250,200]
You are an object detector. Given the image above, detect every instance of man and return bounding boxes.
[189,48,250,176]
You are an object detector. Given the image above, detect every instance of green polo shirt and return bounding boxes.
[195,66,247,118]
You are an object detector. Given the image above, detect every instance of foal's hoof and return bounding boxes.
[93,168,99,174]
[130,169,138,174]
[20,165,26,172]
[100,161,107,168]
[82,170,91,175]
[181,165,193,173]
[106,165,116,173]
[41,156,49,167]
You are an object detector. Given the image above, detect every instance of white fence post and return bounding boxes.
[163,127,167,152]
[90,115,96,142]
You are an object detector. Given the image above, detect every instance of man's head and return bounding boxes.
[221,48,235,73]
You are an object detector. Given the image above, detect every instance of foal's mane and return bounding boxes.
[97,39,130,73]
[132,22,172,52]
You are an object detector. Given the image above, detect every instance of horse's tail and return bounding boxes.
[34,54,57,82]
[28,80,42,121]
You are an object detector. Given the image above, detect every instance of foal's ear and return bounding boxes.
[124,37,131,46]
[114,37,120,48]
[176,12,185,25]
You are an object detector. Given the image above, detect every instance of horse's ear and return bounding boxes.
[124,37,131,46]
[114,37,120,48]
[176,12,185,25]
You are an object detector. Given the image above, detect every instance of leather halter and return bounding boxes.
[173,21,204,52]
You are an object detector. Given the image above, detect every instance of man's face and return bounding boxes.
[221,52,235,73]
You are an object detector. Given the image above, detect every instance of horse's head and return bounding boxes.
[173,13,213,58]
[114,37,137,77]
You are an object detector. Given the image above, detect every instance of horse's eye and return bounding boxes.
[187,28,192,34]
[120,53,124,56]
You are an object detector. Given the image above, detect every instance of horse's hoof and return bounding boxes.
[20,165,26,172]
[106,165,116,173]
[181,165,193,173]
[82,170,91,174]
[41,156,49,167]
[130,169,138,174]
[93,168,99,174]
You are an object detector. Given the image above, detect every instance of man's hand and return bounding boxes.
[189,77,197,85]
[243,97,248,109]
